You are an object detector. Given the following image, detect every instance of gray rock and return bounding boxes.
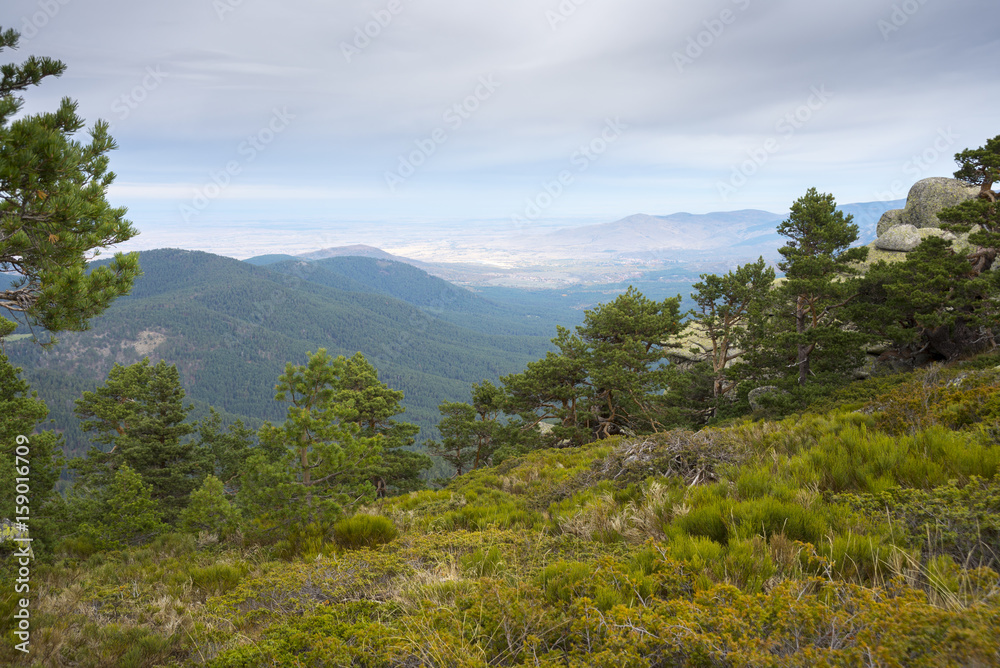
[873,226,960,254]
[876,209,904,236]
[853,356,878,380]
[899,177,979,229]
[875,224,922,251]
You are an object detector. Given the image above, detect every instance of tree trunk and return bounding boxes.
[796,297,809,387]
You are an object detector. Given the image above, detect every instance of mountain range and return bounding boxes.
[239,201,903,287]
[499,200,901,261]
[3,250,579,462]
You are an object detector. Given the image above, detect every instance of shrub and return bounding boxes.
[178,475,238,537]
[816,533,891,583]
[189,561,249,597]
[462,546,505,578]
[730,496,828,545]
[668,534,726,570]
[800,423,999,493]
[874,368,1000,434]
[720,537,775,593]
[673,501,731,545]
[332,514,399,550]
[838,477,1000,571]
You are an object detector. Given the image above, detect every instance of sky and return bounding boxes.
[4,0,999,257]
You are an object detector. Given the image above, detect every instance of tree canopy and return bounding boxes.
[0,27,139,339]
[774,188,869,387]
[72,358,201,521]
[240,349,382,542]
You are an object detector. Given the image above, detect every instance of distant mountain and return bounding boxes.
[265,256,578,337]
[242,254,298,266]
[297,244,412,262]
[503,200,905,260]
[527,210,784,253]
[4,249,565,460]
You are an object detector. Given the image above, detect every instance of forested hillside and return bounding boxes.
[2,249,567,459]
[4,357,998,666]
[263,256,580,337]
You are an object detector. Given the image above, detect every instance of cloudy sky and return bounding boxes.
[5,0,998,256]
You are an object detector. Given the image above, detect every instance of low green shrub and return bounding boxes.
[801,423,999,493]
[838,476,1000,571]
[730,496,828,545]
[189,561,249,596]
[332,514,399,550]
[462,546,505,578]
[433,501,542,532]
[673,501,731,545]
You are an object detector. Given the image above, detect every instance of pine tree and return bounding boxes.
[498,289,687,444]
[0,345,63,553]
[774,188,869,387]
[76,464,166,548]
[952,134,1000,202]
[425,402,478,477]
[333,352,429,494]
[425,381,506,477]
[179,475,238,537]
[852,237,996,360]
[502,328,592,446]
[0,28,140,339]
[72,358,201,522]
[195,408,254,493]
[240,349,382,536]
[690,257,775,398]
[938,136,1000,274]
[575,287,685,436]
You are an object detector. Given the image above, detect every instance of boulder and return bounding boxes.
[875,224,921,251]
[899,177,979,229]
[876,209,904,236]
[873,226,961,253]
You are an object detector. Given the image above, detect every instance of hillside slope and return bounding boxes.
[264,256,576,337]
[7,356,999,666]
[3,249,560,457]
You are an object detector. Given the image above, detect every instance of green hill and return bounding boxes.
[4,249,564,459]
[264,256,578,337]
[241,254,298,266]
[7,354,999,666]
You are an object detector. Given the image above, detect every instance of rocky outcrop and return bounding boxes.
[874,224,922,251]
[880,178,979,236]
[874,225,958,252]
[872,177,978,257]
[876,209,904,237]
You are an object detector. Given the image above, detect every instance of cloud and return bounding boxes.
[4,0,998,244]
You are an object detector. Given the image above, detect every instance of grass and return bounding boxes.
[5,360,1000,666]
